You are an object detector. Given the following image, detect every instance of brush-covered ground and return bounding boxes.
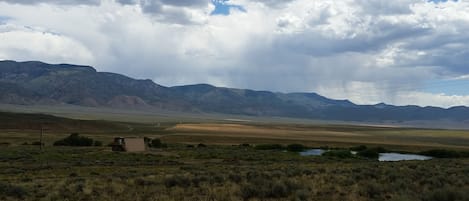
[1,111,469,201]
[1,145,469,201]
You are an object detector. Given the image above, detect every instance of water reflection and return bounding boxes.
[299,149,325,156]
[299,149,432,162]
[379,153,432,161]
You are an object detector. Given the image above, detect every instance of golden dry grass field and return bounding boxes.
[164,123,469,151]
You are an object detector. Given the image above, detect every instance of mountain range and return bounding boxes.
[1,60,469,122]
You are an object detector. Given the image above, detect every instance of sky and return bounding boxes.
[0,0,469,108]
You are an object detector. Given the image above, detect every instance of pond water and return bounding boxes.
[299,149,432,162]
[378,153,432,162]
[299,149,326,156]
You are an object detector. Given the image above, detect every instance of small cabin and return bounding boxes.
[111,137,147,152]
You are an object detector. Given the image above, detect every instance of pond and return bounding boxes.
[378,153,432,162]
[299,149,326,156]
[299,149,433,162]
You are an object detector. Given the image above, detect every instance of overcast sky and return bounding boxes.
[0,0,469,107]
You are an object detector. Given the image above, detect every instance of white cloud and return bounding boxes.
[0,0,469,107]
[0,23,93,65]
[0,0,100,5]
[393,92,469,108]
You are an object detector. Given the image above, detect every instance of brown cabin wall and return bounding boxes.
[124,138,146,152]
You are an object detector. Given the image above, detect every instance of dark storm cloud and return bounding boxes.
[409,44,469,74]
[275,19,431,57]
[116,0,209,8]
[392,26,469,74]
[159,0,208,7]
[0,0,209,25]
[116,0,210,24]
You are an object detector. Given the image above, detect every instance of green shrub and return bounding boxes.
[240,183,258,200]
[319,146,329,150]
[210,174,225,184]
[255,144,284,150]
[240,178,298,199]
[419,149,469,158]
[228,173,242,183]
[323,150,353,158]
[31,141,44,146]
[94,141,103,146]
[134,178,157,186]
[271,181,289,198]
[53,133,94,146]
[0,142,11,146]
[372,147,387,153]
[164,175,191,188]
[356,147,387,159]
[423,188,466,201]
[350,145,367,151]
[149,138,167,148]
[287,144,306,152]
[358,149,380,159]
[144,137,151,144]
[294,189,310,201]
[0,182,28,199]
[361,181,383,199]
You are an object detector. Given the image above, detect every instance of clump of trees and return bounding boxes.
[254,143,308,152]
[322,150,353,158]
[420,149,469,158]
[356,146,388,159]
[286,144,307,152]
[350,145,367,151]
[53,133,101,146]
[145,138,167,148]
[255,144,284,150]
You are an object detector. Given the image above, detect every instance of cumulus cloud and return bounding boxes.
[0,0,468,107]
[116,0,137,5]
[159,0,209,8]
[115,0,211,24]
[117,0,209,7]
[0,0,100,5]
[246,0,296,8]
[394,92,469,108]
[0,23,94,65]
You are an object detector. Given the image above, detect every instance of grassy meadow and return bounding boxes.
[1,111,469,200]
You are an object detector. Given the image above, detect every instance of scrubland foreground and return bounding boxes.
[1,144,469,201]
[1,112,469,201]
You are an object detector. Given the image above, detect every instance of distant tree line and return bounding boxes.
[53,133,102,146]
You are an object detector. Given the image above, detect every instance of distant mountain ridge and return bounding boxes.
[1,60,469,122]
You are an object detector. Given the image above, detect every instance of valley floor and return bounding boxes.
[1,145,469,201]
[1,114,469,200]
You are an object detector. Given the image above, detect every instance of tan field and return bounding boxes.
[164,123,469,151]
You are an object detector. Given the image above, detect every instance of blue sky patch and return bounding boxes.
[423,78,469,96]
[211,0,246,15]
[0,16,12,23]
